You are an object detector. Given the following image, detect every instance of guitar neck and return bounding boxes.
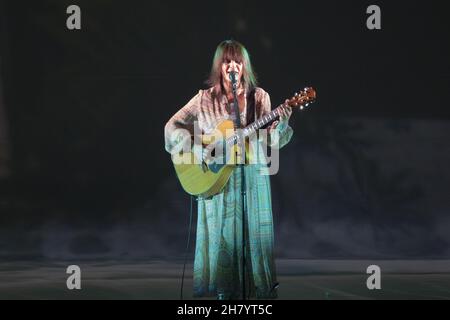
[222,86,315,147]
[225,105,283,146]
[243,105,282,136]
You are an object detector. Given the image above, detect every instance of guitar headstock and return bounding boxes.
[285,87,316,110]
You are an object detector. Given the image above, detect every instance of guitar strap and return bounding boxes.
[245,87,256,126]
[246,87,272,130]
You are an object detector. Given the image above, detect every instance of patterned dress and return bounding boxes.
[164,86,293,299]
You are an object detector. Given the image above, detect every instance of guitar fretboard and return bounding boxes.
[225,106,282,146]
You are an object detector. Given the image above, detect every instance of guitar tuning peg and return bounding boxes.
[300,106,304,110]
[294,92,298,96]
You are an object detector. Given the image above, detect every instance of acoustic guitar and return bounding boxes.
[172,87,316,197]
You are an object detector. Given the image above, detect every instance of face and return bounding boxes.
[221,58,243,87]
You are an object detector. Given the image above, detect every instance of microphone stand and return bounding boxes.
[229,73,247,300]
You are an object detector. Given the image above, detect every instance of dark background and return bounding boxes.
[0,0,449,261]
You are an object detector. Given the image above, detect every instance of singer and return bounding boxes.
[164,40,293,299]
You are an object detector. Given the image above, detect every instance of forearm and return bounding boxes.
[268,120,293,149]
[164,92,201,154]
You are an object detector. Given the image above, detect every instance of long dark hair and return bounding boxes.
[206,40,258,93]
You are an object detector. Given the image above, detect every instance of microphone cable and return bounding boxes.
[180,195,195,300]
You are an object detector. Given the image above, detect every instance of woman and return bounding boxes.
[164,40,293,299]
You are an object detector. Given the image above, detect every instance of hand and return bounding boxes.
[203,139,227,165]
[279,100,293,121]
[268,120,279,133]
[269,102,292,132]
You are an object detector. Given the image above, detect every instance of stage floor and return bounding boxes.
[1,260,450,299]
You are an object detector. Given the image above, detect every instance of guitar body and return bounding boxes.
[173,160,235,198]
[172,119,239,198]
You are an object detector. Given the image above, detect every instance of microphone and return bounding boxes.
[229,71,238,90]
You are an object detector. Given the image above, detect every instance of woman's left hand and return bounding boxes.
[279,100,292,121]
[269,101,292,132]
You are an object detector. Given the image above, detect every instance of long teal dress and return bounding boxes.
[165,86,293,299]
